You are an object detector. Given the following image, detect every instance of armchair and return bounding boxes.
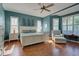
[52,30,66,43]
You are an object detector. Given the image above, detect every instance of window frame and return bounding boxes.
[62,14,79,35]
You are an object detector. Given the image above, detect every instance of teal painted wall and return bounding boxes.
[42,15,62,36]
[59,16,62,32]
[42,16,51,32]
[4,11,62,39]
[4,11,42,40]
[0,3,5,41]
[42,15,62,32]
[0,4,5,27]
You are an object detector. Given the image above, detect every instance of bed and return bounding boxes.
[20,26,49,47]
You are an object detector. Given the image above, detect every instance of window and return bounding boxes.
[37,20,42,32]
[74,15,79,25]
[10,16,18,33]
[67,16,73,31]
[62,17,67,30]
[62,17,67,34]
[0,17,3,26]
[62,16,73,35]
[67,16,73,35]
[74,15,79,35]
[53,18,59,30]
[62,14,79,35]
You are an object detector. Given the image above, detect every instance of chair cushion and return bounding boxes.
[54,34,63,37]
[53,30,61,35]
[55,37,66,40]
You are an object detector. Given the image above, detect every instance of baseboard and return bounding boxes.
[4,40,9,42]
[4,39,19,43]
[67,40,79,43]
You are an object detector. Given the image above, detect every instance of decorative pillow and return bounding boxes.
[22,30,36,33]
[30,30,36,33]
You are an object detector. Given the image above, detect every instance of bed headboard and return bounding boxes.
[20,26,37,33]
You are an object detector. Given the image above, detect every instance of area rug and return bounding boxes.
[4,44,15,55]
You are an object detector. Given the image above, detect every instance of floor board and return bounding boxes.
[4,40,79,56]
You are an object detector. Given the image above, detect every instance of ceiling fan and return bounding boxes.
[34,3,54,13]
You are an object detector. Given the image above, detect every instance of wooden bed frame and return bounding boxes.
[20,26,49,47]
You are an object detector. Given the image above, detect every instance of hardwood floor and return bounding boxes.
[4,39,79,56]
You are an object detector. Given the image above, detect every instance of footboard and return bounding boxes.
[20,34,46,47]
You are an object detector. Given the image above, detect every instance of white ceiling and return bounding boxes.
[2,3,78,17]
[53,4,79,16]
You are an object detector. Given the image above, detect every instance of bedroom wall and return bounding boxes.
[42,15,62,36]
[4,10,62,40]
[42,16,51,32]
[0,3,5,43]
[42,15,62,31]
[4,10,43,40]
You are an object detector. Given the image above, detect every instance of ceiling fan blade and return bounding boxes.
[45,4,54,8]
[44,8,50,12]
[41,9,44,13]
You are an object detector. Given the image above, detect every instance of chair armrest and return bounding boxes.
[60,34,65,36]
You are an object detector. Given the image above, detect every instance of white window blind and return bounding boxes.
[62,16,73,35]
[10,16,18,33]
[73,15,79,35]
[53,18,59,30]
[62,14,79,35]
[37,20,42,32]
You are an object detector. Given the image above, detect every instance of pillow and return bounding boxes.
[22,30,36,33]
[30,30,36,33]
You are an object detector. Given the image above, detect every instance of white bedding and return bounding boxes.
[21,32,44,36]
